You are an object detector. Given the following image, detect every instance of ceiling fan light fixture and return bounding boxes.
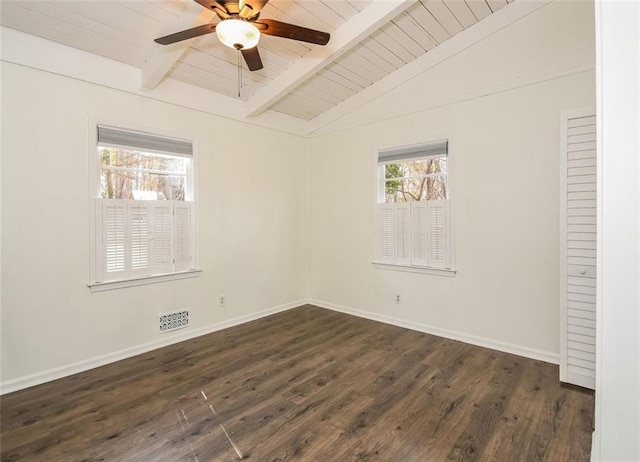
[216,19,260,50]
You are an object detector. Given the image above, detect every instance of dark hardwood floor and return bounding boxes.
[1,305,594,461]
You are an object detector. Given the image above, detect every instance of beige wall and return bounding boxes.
[307,1,596,360]
[0,63,309,385]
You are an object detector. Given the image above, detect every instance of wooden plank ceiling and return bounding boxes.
[1,0,512,122]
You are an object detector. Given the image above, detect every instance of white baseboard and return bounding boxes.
[1,298,560,395]
[590,429,598,462]
[0,299,306,395]
[309,299,560,365]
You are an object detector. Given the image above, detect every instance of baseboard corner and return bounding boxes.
[308,299,559,365]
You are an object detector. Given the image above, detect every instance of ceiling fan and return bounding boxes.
[154,0,331,72]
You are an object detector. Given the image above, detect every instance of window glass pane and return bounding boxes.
[384,157,448,202]
[384,157,447,179]
[101,169,186,200]
[99,147,189,199]
[100,147,187,173]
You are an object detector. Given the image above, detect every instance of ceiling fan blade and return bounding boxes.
[155,23,216,45]
[194,0,230,18]
[238,0,269,19]
[241,46,263,71]
[255,19,330,45]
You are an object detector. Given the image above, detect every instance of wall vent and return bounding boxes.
[158,310,189,333]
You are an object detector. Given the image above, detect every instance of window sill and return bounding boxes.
[372,262,456,277]
[88,269,202,292]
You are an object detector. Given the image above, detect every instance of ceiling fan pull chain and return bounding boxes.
[237,48,241,98]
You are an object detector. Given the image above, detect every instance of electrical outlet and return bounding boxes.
[219,295,225,308]
[395,294,401,304]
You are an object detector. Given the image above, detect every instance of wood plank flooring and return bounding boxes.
[0,305,594,461]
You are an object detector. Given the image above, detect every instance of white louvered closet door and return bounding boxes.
[560,108,597,390]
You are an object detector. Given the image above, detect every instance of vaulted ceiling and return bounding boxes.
[2,0,526,131]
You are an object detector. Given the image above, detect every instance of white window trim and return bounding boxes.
[88,116,200,289]
[372,136,456,273]
[88,269,202,293]
[372,263,456,276]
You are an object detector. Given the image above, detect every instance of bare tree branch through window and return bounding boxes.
[384,157,447,203]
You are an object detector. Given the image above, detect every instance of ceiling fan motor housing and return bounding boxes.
[155,0,331,72]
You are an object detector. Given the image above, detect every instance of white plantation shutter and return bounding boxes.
[129,203,150,274]
[411,202,429,266]
[102,200,126,277]
[427,200,449,268]
[150,203,173,275]
[395,203,412,265]
[377,204,395,263]
[95,199,196,283]
[376,200,451,269]
[174,202,194,272]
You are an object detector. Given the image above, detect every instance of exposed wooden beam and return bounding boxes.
[141,2,216,90]
[244,0,415,117]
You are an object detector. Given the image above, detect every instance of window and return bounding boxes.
[90,124,198,288]
[375,139,453,271]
